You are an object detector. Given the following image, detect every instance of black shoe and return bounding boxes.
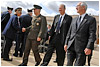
[19,54,23,57]
[40,62,48,66]
[35,62,40,66]
[19,51,23,57]
[18,63,27,66]
[3,58,12,61]
[13,53,18,57]
[1,54,3,58]
[53,60,57,63]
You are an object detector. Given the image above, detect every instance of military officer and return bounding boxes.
[1,6,13,32]
[19,5,47,66]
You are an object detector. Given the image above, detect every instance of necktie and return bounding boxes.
[77,16,81,29]
[79,16,81,22]
[56,16,62,33]
[18,17,20,27]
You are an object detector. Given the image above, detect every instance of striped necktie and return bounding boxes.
[56,16,62,33]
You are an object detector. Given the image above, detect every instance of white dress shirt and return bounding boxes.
[79,13,86,22]
[60,13,65,27]
[77,13,86,29]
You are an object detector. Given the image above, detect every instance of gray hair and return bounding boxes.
[80,2,87,11]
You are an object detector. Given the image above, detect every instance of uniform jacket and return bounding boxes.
[26,14,47,40]
[3,14,22,40]
[1,11,10,31]
[20,14,32,28]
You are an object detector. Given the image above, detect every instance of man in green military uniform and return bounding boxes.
[19,5,47,66]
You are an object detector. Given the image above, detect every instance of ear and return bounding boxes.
[82,6,85,9]
[64,8,66,10]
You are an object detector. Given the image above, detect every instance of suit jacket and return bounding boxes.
[4,14,22,40]
[50,14,72,45]
[65,14,96,53]
[26,14,47,40]
[1,11,10,31]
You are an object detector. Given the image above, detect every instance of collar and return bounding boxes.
[79,13,86,22]
[36,14,41,18]
[79,13,86,18]
[60,13,65,18]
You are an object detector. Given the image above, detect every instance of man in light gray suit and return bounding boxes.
[64,2,96,66]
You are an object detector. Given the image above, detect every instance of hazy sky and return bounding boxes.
[1,0,99,16]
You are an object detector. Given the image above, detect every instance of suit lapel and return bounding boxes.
[76,14,88,32]
[60,14,67,28]
[54,15,60,28]
[56,15,60,25]
[74,17,78,31]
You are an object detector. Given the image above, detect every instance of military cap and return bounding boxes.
[33,5,42,9]
[15,7,22,12]
[27,9,33,12]
[7,6,13,11]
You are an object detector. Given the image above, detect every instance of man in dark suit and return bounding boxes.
[40,4,72,66]
[13,9,32,57]
[64,2,96,66]
[19,5,47,66]
[2,7,22,61]
[1,7,13,32]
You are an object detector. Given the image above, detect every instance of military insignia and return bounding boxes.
[37,23,39,25]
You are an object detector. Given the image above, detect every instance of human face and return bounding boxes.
[76,2,85,15]
[34,9,40,15]
[30,12,33,16]
[8,10,12,14]
[59,5,65,15]
[16,10,22,16]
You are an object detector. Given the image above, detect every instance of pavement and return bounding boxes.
[1,44,99,66]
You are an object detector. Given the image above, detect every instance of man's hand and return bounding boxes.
[64,45,67,52]
[22,28,26,32]
[48,36,51,40]
[84,48,91,55]
[37,37,41,41]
